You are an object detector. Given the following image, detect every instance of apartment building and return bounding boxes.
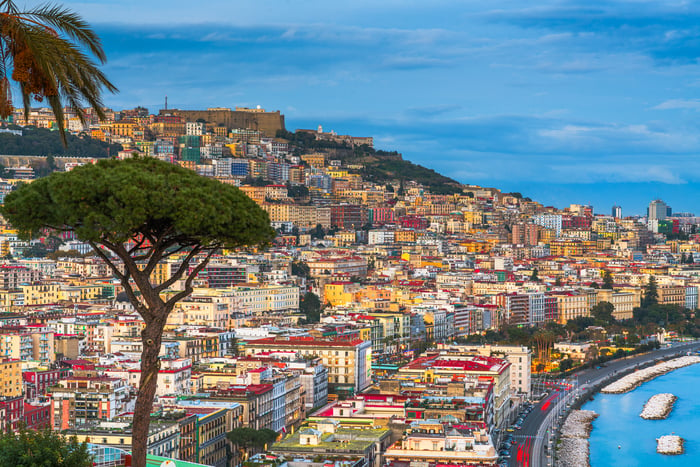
[48,375,131,430]
[243,336,372,397]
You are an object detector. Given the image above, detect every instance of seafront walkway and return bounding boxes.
[512,340,700,467]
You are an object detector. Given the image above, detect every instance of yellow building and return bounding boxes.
[553,292,589,324]
[549,240,585,256]
[60,285,102,301]
[658,285,686,307]
[171,295,231,328]
[596,289,637,320]
[301,153,326,168]
[324,282,360,307]
[239,186,266,204]
[395,230,417,243]
[0,359,22,397]
[333,231,356,247]
[21,283,61,305]
[101,121,137,138]
[462,210,483,225]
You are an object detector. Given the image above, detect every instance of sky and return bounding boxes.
[55,0,700,215]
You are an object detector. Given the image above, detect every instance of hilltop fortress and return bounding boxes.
[161,106,286,137]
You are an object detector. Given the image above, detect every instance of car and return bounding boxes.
[506,427,515,432]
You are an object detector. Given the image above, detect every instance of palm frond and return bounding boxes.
[22,4,107,62]
[0,0,117,145]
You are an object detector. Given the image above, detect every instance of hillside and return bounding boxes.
[0,126,122,157]
[278,130,464,194]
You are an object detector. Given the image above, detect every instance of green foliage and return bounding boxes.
[602,270,614,290]
[643,276,659,308]
[310,223,326,240]
[276,129,462,193]
[361,158,462,194]
[565,316,596,333]
[227,427,278,450]
[0,428,92,467]
[243,176,274,187]
[591,301,615,325]
[22,242,49,258]
[0,127,121,158]
[1,157,275,248]
[633,304,686,326]
[502,325,535,346]
[300,291,321,323]
[291,261,310,278]
[286,183,309,199]
[276,129,351,151]
[530,268,540,282]
[559,358,573,372]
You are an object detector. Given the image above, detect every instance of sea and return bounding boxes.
[583,364,700,466]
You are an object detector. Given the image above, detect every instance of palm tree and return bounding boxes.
[0,0,117,144]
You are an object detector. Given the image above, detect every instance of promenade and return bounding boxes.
[508,340,700,467]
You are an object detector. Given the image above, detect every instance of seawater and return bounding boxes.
[583,364,700,466]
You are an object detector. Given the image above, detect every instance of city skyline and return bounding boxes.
[56,0,700,214]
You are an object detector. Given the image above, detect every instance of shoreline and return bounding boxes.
[557,410,599,467]
[562,354,699,466]
[600,356,700,394]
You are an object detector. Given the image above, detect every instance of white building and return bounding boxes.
[686,286,698,311]
[532,214,563,236]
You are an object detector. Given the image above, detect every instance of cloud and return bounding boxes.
[404,105,462,118]
[653,99,700,110]
[486,1,700,65]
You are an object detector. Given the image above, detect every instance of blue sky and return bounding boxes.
[60,0,700,215]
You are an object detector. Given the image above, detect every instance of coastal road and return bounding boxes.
[503,340,700,467]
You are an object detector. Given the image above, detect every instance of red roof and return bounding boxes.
[248,336,365,347]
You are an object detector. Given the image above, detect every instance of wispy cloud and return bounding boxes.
[653,99,700,110]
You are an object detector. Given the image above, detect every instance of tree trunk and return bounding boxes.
[131,318,165,467]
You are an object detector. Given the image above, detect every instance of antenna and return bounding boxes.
[165,95,168,111]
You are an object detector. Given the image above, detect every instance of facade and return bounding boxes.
[384,420,497,467]
[127,358,192,397]
[331,204,368,230]
[48,376,131,430]
[397,354,511,426]
[67,421,181,460]
[243,336,372,397]
[648,199,670,221]
[0,359,21,397]
[437,343,532,397]
[23,366,71,399]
